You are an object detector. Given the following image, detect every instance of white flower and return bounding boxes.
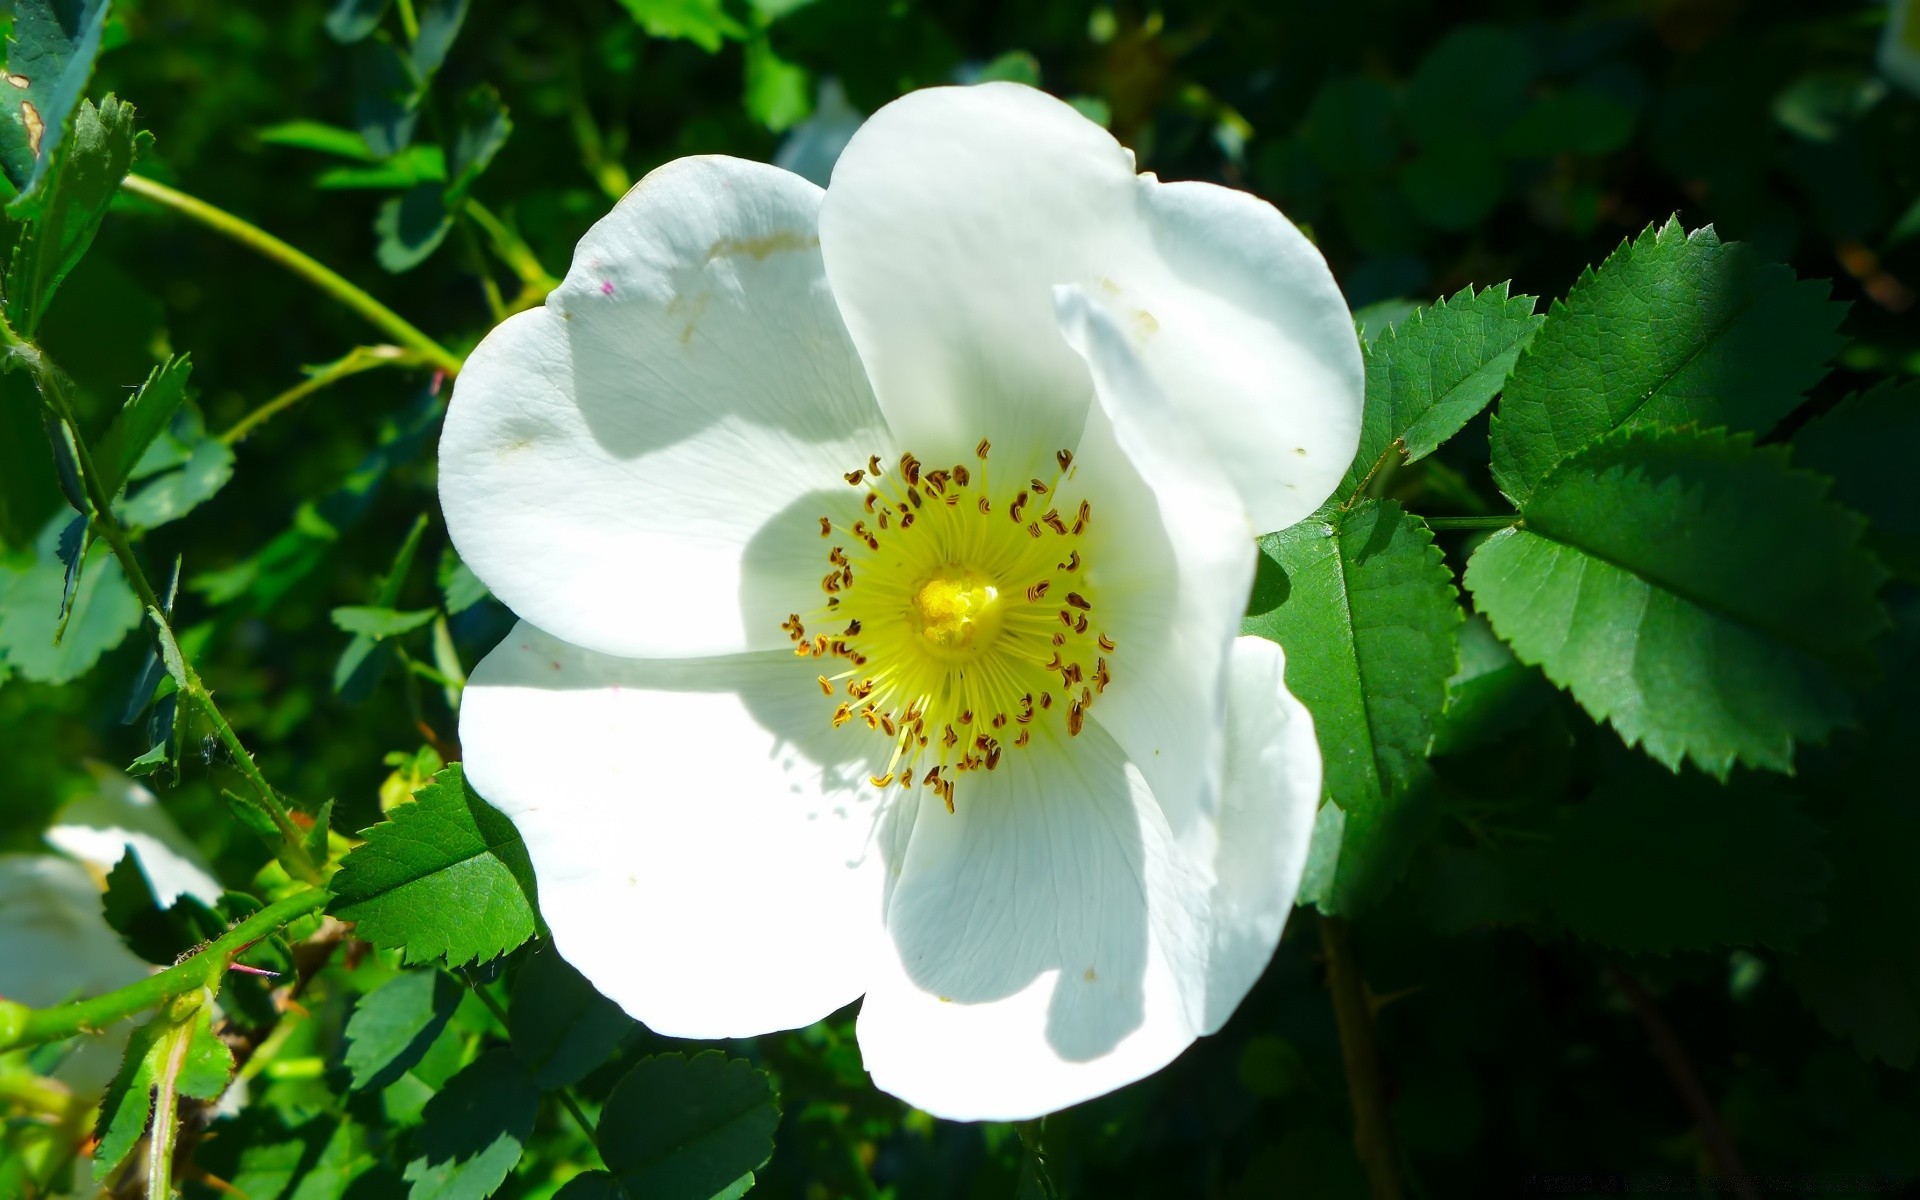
[46,765,223,908]
[440,82,1361,1120]
[0,854,152,1099]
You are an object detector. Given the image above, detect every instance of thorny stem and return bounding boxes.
[1,316,322,880]
[148,995,206,1200]
[0,889,328,1051]
[118,174,464,376]
[1606,966,1758,1198]
[1320,915,1406,1200]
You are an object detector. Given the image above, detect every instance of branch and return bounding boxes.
[0,889,329,1051]
[1320,915,1405,1200]
[118,174,464,376]
[0,315,322,880]
[1606,966,1758,1198]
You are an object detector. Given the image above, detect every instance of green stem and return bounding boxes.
[1320,916,1405,1200]
[148,999,201,1200]
[467,984,605,1158]
[221,346,425,445]
[2,315,321,880]
[118,175,463,376]
[1424,514,1520,531]
[3,889,328,1051]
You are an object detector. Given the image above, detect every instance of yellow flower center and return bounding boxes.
[781,441,1116,811]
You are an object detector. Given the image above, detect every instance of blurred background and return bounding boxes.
[3,0,1917,1195]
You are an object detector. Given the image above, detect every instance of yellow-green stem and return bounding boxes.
[119,175,463,376]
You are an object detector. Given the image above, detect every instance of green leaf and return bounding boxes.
[744,39,809,132]
[352,35,419,158]
[409,0,470,81]
[1490,217,1847,505]
[0,0,112,217]
[345,968,464,1091]
[4,95,143,333]
[375,182,454,272]
[327,0,393,43]
[120,436,232,529]
[101,851,221,965]
[1795,381,1920,575]
[0,518,140,684]
[330,764,540,967]
[92,355,194,500]
[617,0,749,52]
[553,1173,625,1200]
[403,1049,539,1200]
[95,1001,235,1180]
[257,118,380,160]
[447,85,509,199]
[1430,614,1552,756]
[1404,26,1534,152]
[194,1110,380,1200]
[1243,499,1460,913]
[1465,427,1888,777]
[598,1051,780,1200]
[509,942,636,1089]
[333,605,438,640]
[1339,282,1542,497]
[437,549,489,615]
[1533,776,1831,953]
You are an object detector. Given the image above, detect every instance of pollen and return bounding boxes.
[793,444,1113,810]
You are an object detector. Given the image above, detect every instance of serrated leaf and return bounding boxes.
[509,942,636,1089]
[437,549,489,615]
[375,182,454,273]
[599,1052,779,1200]
[345,968,464,1091]
[446,85,509,200]
[352,35,419,158]
[403,1049,538,1200]
[101,851,221,965]
[1243,499,1461,914]
[1490,217,1847,505]
[1430,614,1552,756]
[1534,777,1831,953]
[4,95,142,333]
[330,765,539,967]
[1339,282,1542,497]
[1466,427,1888,776]
[0,519,140,684]
[257,118,380,160]
[616,0,749,51]
[1795,381,1920,575]
[410,0,470,81]
[327,0,394,42]
[120,435,231,529]
[0,0,112,217]
[92,355,194,500]
[333,605,438,640]
[193,1109,379,1200]
[553,1173,625,1200]
[94,1000,235,1180]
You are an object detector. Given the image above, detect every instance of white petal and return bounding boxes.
[460,623,889,1038]
[1196,637,1322,1033]
[441,156,890,659]
[1056,286,1254,840]
[856,728,1211,1121]
[46,766,222,907]
[0,854,151,1097]
[819,82,1363,529]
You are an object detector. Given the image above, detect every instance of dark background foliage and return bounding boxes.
[2,0,1916,1196]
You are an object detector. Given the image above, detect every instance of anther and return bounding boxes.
[977,497,991,514]
[1056,449,1073,472]
[845,469,865,485]
[1067,701,1086,736]
[871,772,895,788]
[1072,500,1091,533]
[1098,633,1115,652]
[900,453,922,485]
[1026,581,1051,602]
[1074,614,1088,634]
[1009,491,1029,521]
[1014,728,1030,747]
[845,620,862,635]
[1051,632,1065,646]
[1066,592,1092,611]
[817,675,833,695]
[1027,523,1042,538]
[818,517,832,537]
[865,493,879,513]
[953,465,970,486]
[1042,509,1068,535]
[1030,478,1049,495]
[976,438,991,459]
[1059,551,1080,572]
[868,455,883,475]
